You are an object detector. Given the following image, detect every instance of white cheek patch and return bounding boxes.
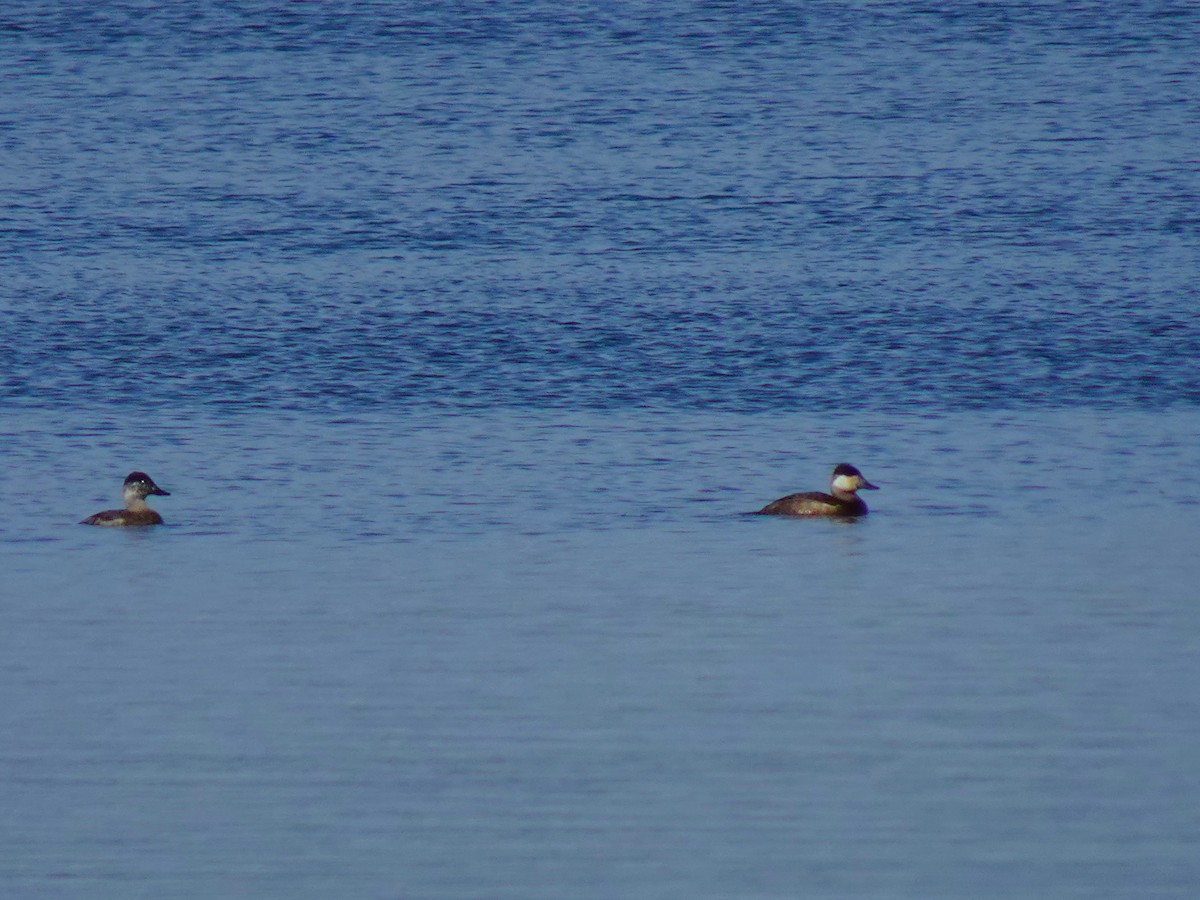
[832,474,858,492]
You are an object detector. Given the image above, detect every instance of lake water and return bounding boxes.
[2,2,1200,898]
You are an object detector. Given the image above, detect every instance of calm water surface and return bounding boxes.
[3,1,1200,898]
[4,407,1200,898]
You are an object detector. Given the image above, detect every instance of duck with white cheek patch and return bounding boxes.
[80,472,171,526]
[756,463,879,517]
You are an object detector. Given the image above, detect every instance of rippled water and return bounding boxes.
[4,1,1199,411]
[3,2,1200,898]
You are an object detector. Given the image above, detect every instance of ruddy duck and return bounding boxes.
[757,463,879,517]
[80,471,171,526]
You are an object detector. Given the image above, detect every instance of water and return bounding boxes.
[2,2,1200,898]
[4,1,1199,411]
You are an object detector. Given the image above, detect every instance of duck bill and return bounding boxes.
[860,479,879,491]
[149,486,170,496]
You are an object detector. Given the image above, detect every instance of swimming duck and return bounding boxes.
[757,463,878,517]
[80,471,171,526]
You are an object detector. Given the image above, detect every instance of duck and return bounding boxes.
[757,463,878,517]
[80,471,171,526]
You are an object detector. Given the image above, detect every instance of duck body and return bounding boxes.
[757,489,870,517]
[80,507,166,527]
[81,471,170,527]
[757,463,878,518]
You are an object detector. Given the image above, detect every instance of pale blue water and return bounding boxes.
[2,2,1200,898]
